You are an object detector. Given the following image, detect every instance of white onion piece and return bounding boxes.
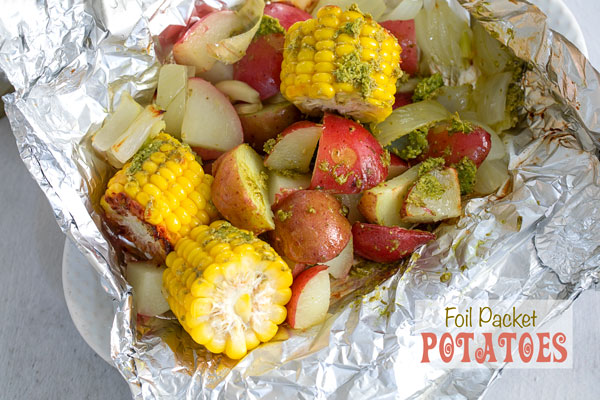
[215,80,261,104]
[474,158,509,195]
[380,0,423,21]
[207,0,264,64]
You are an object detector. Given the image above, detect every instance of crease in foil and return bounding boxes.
[1,0,599,398]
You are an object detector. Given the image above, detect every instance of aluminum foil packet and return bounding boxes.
[1,0,600,398]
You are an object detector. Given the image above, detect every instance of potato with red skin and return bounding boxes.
[211,144,274,234]
[238,101,302,152]
[393,91,413,110]
[286,265,330,329]
[310,114,388,194]
[419,123,491,167]
[233,34,284,101]
[352,223,435,263]
[380,20,418,76]
[270,190,351,264]
[264,2,312,30]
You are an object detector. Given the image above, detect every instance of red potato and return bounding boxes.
[264,2,312,30]
[286,265,330,329]
[419,123,492,167]
[352,223,435,263]
[211,144,275,234]
[322,237,354,279]
[267,171,311,206]
[393,91,413,110]
[264,121,322,173]
[270,190,352,264]
[380,20,418,76]
[282,255,308,278]
[233,34,284,100]
[191,147,224,161]
[181,78,243,152]
[401,167,462,223]
[239,101,302,152]
[311,114,388,194]
[387,154,409,180]
[173,11,242,72]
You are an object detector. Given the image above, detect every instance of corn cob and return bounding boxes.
[280,5,402,124]
[162,221,293,359]
[101,133,218,261]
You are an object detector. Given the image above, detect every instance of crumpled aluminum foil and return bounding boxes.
[1,0,599,398]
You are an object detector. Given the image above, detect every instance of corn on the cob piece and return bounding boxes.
[162,221,293,359]
[101,133,218,261]
[280,5,402,123]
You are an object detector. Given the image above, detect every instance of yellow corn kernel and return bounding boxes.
[314,50,335,63]
[179,224,191,239]
[335,44,354,57]
[189,160,202,174]
[361,24,378,37]
[176,176,194,194]
[314,27,335,41]
[297,48,315,61]
[295,74,312,86]
[143,183,161,198]
[133,171,148,186]
[299,18,316,35]
[309,82,335,99]
[359,36,378,49]
[197,210,210,225]
[136,192,150,207]
[295,61,314,75]
[150,152,166,164]
[361,49,377,61]
[379,62,393,75]
[158,166,176,181]
[165,160,183,177]
[333,82,355,93]
[315,40,335,51]
[300,36,315,47]
[318,15,338,28]
[317,5,341,18]
[340,10,362,22]
[174,207,191,226]
[169,183,187,201]
[315,61,335,72]
[284,73,296,86]
[124,182,139,198]
[312,72,333,83]
[149,173,168,191]
[159,143,174,153]
[142,160,158,174]
[145,209,163,225]
[372,87,388,101]
[165,213,181,233]
[336,33,357,44]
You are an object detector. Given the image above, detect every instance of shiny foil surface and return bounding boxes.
[1,0,599,398]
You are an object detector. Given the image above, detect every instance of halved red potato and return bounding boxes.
[401,167,461,223]
[173,11,242,73]
[270,190,351,264]
[380,20,418,76]
[322,237,354,279]
[311,114,388,194]
[286,265,330,330]
[358,165,419,227]
[264,121,322,173]
[419,123,492,167]
[238,101,302,152]
[233,34,285,100]
[352,223,435,263]
[264,2,312,30]
[267,170,311,206]
[211,144,274,234]
[181,78,243,153]
[387,154,409,180]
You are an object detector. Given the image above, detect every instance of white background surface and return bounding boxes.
[0,1,598,399]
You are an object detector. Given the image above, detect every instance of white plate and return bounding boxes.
[62,0,588,367]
